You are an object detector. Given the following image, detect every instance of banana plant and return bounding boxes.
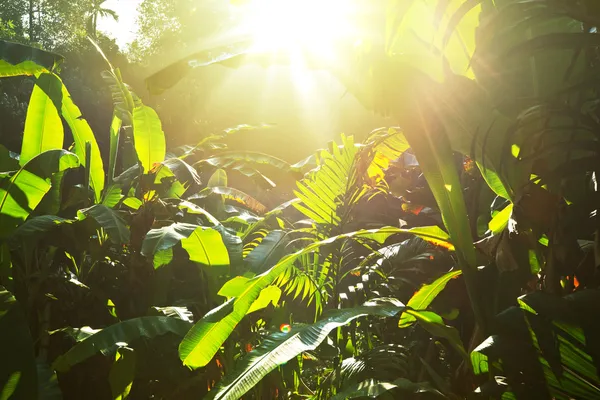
[0,39,63,78]
[209,298,406,400]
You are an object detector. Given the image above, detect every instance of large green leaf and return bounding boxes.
[178,226,416,369]
[209,298,405,400]
[385,0,480,78]
[473,1,586,105]
[391,92,484,327]
[20,73,64,165]
[434,77,516,201]
[218,277,281,314]
[109,347,136,400]
[0,287,36,400]
[37,171,66,215]
[208,169,227,188]
[162,158,201,187]
[132,105,166,173]
[101,185,124,208]
[180,226,230,268]
[246,286,281,314]
[399,270,462,327]
[52,317,191,372]
[145,38,253,95]
[11,215,70,243]
[488,203,514,235]
[43,74,105,203]
[405,309,468,361]
[0,150,79,238]
[383,4,516,201]
[402,111,476,265]
[141,223,228,269]
[244,230,290,274]
[140,223,198,258]
[152,161,187,198]
[401,226,455,250]
[206,187,267,215]
[22,72,104,202]
[77,204,130,245]
[0,40,63,77]
[178,200,221,226]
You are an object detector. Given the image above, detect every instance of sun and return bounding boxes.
[233,0,358,60]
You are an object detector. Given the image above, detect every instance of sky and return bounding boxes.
[97,0,142,48]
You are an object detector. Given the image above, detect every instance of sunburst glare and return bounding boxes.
[234,0,358,61]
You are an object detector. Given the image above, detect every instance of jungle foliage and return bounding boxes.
[2,0,600,399]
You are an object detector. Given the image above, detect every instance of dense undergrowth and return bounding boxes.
[2,0,600,399]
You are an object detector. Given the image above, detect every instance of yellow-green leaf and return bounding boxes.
[181,227,230,268]
[179,226,413,369]
[488,203,513,234]
[132,105,166,173]
[399,270,462,328]
[0,150,79,238]
[20,73,64,165]
[55,74,104,203]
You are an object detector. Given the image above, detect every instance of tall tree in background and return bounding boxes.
[129,0,228,61]
[0,0,27,40]
[87,0,119,38]
[36,0,88,48]
[28,0,35,41]
[0,0,123,151]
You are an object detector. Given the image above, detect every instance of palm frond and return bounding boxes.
[97,7,118,22]
[293,134,363,229]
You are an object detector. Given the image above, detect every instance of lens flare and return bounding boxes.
[280,323,292,333]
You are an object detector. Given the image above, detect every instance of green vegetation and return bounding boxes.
[1,0,600,399]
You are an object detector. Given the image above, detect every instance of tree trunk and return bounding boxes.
[28,0,35,41]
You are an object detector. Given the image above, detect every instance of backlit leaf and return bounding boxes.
[53,317,191,372]
[399,270,462,327]
[132,105,166,174]
[20,73,64,165]
[0,150,79,238]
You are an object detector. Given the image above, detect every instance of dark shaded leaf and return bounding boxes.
[78,204,130,245]
[52,317,191,372]
[244,230,290,274]
[0,39,63,77]
[0,287,36,399]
